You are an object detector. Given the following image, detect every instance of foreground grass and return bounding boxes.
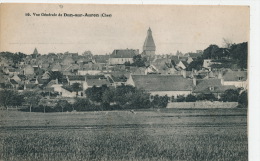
[0,109,247,161]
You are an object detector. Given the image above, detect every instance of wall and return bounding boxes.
[223,81,248,89]
[109,58,133,65]
[150,91,191,98]
[78,70,101,75]
[167,101,238,108]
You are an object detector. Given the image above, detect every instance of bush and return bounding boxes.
[238,91,248,108]
[177,95,185,102]
[0,89,24,108]
[151,95,169,108]
[185,94,196,102]
[73,98,97,111]
[221,89,239,102]
[55,100,73,112]
[196,93,216,101]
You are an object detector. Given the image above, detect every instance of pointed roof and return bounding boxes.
[143,28,156,51]
[33,48,39,55]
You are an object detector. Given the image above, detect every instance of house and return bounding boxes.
[78,63,103,75]
[186,52,203,59]
[63,64,80,74]
[9,79,19,89]
[146,65,159,74]
[222,70,248,89]
[203,59,212,69]
[203,59,222,71]
[0,57,11,66]
[10,74,26,85]
[84,75,110,89]
[50,63,63,72]
[127,75,193,100]
[109,49,138,65]
[130,67,147,75]
[107,73,128,87]
[66,75,110,90]
[61,56,76,66]
[149,58,175,74]
[93,55,109,64]
[176,61,189,70]
[23,65,34,75]
[50,82,84,98]
[41,71,51,80]
[67,75,86,86]
[193,78,237,99]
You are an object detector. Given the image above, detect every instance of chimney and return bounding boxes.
[193,77,196,86]
[182,70,186,78]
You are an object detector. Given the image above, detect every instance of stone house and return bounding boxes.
[109,49,138,65]
[127,75,193,101]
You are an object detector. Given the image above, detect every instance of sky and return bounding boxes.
[0,4,249,55]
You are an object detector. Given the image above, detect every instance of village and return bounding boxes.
[0,28,248,111]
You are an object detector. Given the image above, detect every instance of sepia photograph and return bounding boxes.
[0,2,253,160]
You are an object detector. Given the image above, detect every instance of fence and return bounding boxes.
[166,101,238,109]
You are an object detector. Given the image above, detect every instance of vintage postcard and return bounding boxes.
[0,3,250,161]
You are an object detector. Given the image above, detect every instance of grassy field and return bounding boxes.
[0,108,247,161]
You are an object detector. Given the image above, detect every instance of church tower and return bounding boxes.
[33,48,39,58]
[143,27,156,56]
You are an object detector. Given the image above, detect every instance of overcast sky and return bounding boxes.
[1,4,249,55]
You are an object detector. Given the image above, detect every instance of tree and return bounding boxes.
[132,55,147,67]
[85,85,109,102]
[125,88,151,109]
[238,91,248,108]
[48,71,64,83]
[23,91,42,112]
[0,89,24,109]
[71,82,82,97]
[177,95,185,102]
[203,45,219,59]
[229,42,248,69]
[186,56,203,71]
[185,94,196,102]
[73,98,94,111]
[101,88,116,109]
[196,93,216,101]
[151,95,169,108]
[55,100,72,112]
[221,89,239,102]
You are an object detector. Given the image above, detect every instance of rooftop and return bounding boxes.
[131,75,193,91]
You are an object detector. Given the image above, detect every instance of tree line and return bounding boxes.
[0,86,247,112]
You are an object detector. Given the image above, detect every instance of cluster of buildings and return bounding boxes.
[0,28,247,101]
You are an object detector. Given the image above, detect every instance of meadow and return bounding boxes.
[0,108,247,161]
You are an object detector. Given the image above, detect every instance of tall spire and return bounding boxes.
[143,27,156,55]
[33,48,38,55]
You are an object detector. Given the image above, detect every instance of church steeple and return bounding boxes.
[33,48,39,58]
[143,27,156,56]
[33,48,38,55]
